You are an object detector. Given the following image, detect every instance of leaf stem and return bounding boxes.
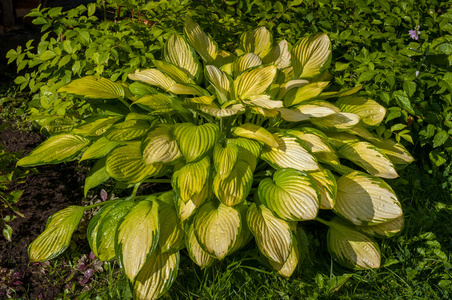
[315,217,332,227]
[142,179,172,183]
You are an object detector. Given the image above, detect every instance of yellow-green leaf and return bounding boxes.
[174,123,218,162]
[88,201,135,261]
[133,93,178,114]
[268,230,300,278]
[205,65,231,104]
[29,206,84,262]
[17,134,90,167]
[239,26,273,58]
[283,81,329,107]
[355,215,404,238]
[311,112,360,131]
[106,142,165,183]
[171,156,210,202]
[194,200,241,260]
[84,157,110,197]
[263,40,291,69]
[213,143,239,179]
[232,123,278,148]
[309,168,337,210]
[116,200,160,282]
[73,116,122,137]
[247,203,292,264]
[335,96,386,127]
[184,17,217,63]
[58,76,125,99]
[186,220,216,269]
[225,137,262,171]
[233,65,277,100]
[213,160,253,206]
[259,168,319,221]
[334,171,402,225]
[163,34,200,80]
[260,133,319,172]
[134,250,179,300]
[292,33,331,79]
[327,217,381,270]
[158,201,185,253]
[234,53,262,77]
[338,141,398,179]
[143,125,182,165]
[199,103,245,118]
[81,137,120,161]
[128,69,175,91]
[105,119,150,141]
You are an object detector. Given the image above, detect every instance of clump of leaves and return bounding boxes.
[17,17,414,299]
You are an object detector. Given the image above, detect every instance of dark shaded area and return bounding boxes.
[0,125,87,298]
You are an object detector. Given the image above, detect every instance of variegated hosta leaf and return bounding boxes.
[346,124,379,142]
[260,133,319,172]
[186,220,216,269]
[142,125,182,165]
[29,206,85,262]
[277,102,339,122]
[187,95,215,105]
[73,116,122,137]
[17,134,90,167]
[233,65,277,100]
[128,69,175,91]
[355,215,404,238]
[334,171,402,226]
[163,34,200,80]
[81,137,120,161]
[309,168,337,210]
[338,141,398,179]
[84,157,110,197]
[232,123,278,148]
[268,230,300,278]
[228,204,252,254]
[104,119,150,141]
[199,103,245,118]
[213,160,254,206]
[263,40,291,69]
[324,131,359,148]
[259,168,319,221]
[234,53,263,77]
[106,142,165,183]
[184,16,218,63]
[244,95,284,109]
[116,200,160,282]
[158,201,185,253]
[239,26,273,58]
[292,33,331,79]
[335,96,386,127]
[278,79,310,98]
[327,217,381,270]
[311,112,360,131]
[176,173,213,221]
[371,138,414,166]
[152,59,193,84]
[317,85,362,100]
[213,143,239,179]
[205,65,231,104]
[194,201,241,260]
[133,93,178,114]
[88,201,135,261]
[168,82,210,96]
[134,250,179,300]
[171,156,210,202]
[129,81,158,97]
[247,203,292,264]
[58,76,126,99]
[213,49,237,67]
[173,123,218,162]
[225,137,262,171]
[283,81,329,107]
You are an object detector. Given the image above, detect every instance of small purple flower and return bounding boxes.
[409,25,421,40]
[100,189,108,201]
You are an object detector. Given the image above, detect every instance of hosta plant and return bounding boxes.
[17,17,414,299]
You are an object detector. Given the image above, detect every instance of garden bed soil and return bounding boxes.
[0,125,87,298]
